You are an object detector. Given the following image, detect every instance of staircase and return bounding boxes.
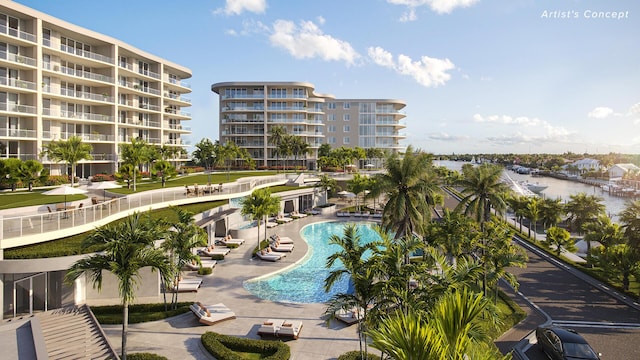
[37,305,118,360]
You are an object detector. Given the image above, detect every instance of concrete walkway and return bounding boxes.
[100,212,362,360]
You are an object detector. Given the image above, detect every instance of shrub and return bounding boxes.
[201,332,290,360]
[92,173,115,182]
[225,243,239,249]
[127,353,168,360]
[197,267,213,276]
[44,175,70,186]
[211,253,225,261]
[91,302,191,324]
[338,351,381,360]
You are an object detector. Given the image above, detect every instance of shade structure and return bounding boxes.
[337,190,351,196]
[43,185,88,207]
[89,181,121,200]
[364,164,375,168]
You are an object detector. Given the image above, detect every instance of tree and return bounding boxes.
[372,146,441,243]
[240,188,281,252]
[17,159,48,191]
[324,224,380,358]
[564,193,605,235]
[116,163,136,189]
[318,143,332,158]
[316,173,338,200]
[0,158,23,191]
[41,135,93,187]
[290,136,310,171]
[191,138,218,171]
[594,243,639,292]
[455,163,509,229]
[619,200,640,249]
[119,138,151,192]
[152,160,177,188]
[277,135,294,171]
[506,195,529,234]
[268,126,287,171]
[523,197,541,241]
[347,173,370,211]
[161,207,208,308]
[426,209,478,267]
[482,221,527,303]
[539,197,565,228]
[217,140,239,180]
[583,214,623,262]
[546,226,576,257]
[65,213,171,360]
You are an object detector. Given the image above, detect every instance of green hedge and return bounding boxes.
[338,351,381,360]
[127,353,168,360]
[201,331,290,360]
[197,267,213,276]
[91,302,191,324]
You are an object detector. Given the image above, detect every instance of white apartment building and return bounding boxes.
[0,0,192,178]
[211,81,406,169]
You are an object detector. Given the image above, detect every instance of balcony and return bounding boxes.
[221,130,264,135]
[166,77,191,89]
[139,103,161,112]
[221,93,265,99]
[266,94,307,99]
[0,102,37,114]
[43,108,113,122]
[59,44,114,64]
[223,106,264,112]
[0,128,36,138]
[267,106,308,111]
[164,108,191,117]
[164,92,191,103]
[0,77,37,91]
[0,51,37,67]
[89,153,117,161]
[120,82,161,96]
[59,66,114,83]
[119,118,160,127]
[168,124,191,131]
[0,153,38,161]
[221,116,264,123]
[43,86,113,102]
[0,24,36,43]
[42,131,115,142]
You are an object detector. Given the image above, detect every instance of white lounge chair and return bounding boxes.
[336,308,363,326]
[266,221,278,228]
[270,235,294,244]
[216,237,244,246]
[257,319,285,337]
[184,259,217,271]
[270,242,294,252]
[275,214,293,223]
[168,278,202,292]
[190,302,236,326]
[277,320,303,339]
[256,250,283,261]
[198,246,231,257]
[290,211,307,219]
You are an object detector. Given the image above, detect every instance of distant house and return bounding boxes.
[572,158,601,173]
[608,163,640,179]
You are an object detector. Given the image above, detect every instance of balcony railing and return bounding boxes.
[0,128,36,138]
[0,24,36,42]
[59,44,114,64]
[267,106,308,111]
[0,153,37,160]
[221,93,265,99]
[59,66,114,83]
[266,94,307,99]
[164,108,191,117]
[139,103,161,112]
[118,118,160,128]
[42,108,113,122]
[0,102,37,114]
[42,131,115,142]
[168,124,191,131]
[166,77,191,88]
[0,77,37,91]
[164,92,191,103]
[0,51,37,67]
[221,130,264,135]
[138,69,161,80]
[42,86,113,102]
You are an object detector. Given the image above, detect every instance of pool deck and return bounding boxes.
[100,212,365,360]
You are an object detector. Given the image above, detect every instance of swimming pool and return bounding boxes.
[243,221,381,303]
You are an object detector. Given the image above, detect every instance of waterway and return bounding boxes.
[435,160,632,222]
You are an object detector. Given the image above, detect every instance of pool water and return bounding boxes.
[243,221,381,303]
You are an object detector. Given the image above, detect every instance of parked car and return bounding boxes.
[536,325,601,360]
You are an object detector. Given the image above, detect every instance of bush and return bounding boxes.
[338,351,381,360]
[44,175,70,186]
[127,353,168,360]
[198,267,213,276]
[92,173,115,182]
[201,332,290,360]
[91,302,191,324]
[225,243,239,249]
[211,253,225,261]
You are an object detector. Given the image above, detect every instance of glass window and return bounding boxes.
[327,114,335,121]
[344,114,350,121]
[343,102,350,109]
[343,125,350,132]
[327,102,336,109]
[343,137,350,144]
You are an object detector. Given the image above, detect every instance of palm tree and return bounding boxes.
[324,224,379,358]
[216,141,239,180]
[426,209,478,267]
[455,163,509,229]
[583,214,623,262]
[372,146,441,242]
[539,197,565,229]
[277,135,294,171]
[65,213,171,360]
[546,226,576,257]
[316,173,338,200]
[347,173,370,211]
[152,160,177,188]
[564,193,605,235]
[290,136,310,172]
[119,138,151,192]
[506,195,529,234]
[268,125,286,171]
[523,197,541,241]
[41,135,93,187]
[482,221,527,303]
[17,159,48,191]
[594,243,640,292]
[161,207,208,308]
[619,200,640,249]
[240,188,281,252]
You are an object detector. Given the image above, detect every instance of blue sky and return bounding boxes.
[16,0,640,155]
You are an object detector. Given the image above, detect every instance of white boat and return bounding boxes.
[523,181,548,193]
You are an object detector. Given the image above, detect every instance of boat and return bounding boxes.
[504,173,537,197]
[522,181,548,193]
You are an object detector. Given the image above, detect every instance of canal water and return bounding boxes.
[435,160,632,222]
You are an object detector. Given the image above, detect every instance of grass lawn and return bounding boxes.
[0,190,87,210]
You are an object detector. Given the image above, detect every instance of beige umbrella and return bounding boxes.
[90,181,121,200]
[43,185,87,208]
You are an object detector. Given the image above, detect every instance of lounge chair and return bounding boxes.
[216,236,244,246]
[290,211,307,219]
[168,278,202,292]
[255,250,283,262]
[336,308,363,326]
[270,242,294,252]
[277,320,303,339]
[270,235,294,244]
[275,214,293,223]
[184,259,217,271]
[266,221,278,228]
[258,319,285,337]
[198,246,231,257]
[190,302,236,326]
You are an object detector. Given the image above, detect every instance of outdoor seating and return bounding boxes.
[256,249,283,261]
[275,214,293,223]
[189,302,236,326]
[336,308,363,326]
[216,235,245,246]
[257,319,285,337]
[270,241,294,252]
[276,320,303,339]
[184,259,217,271]
[290,211,307,219]
[270,235,294,244]
[197,246,231,257]
[167,278,202,292]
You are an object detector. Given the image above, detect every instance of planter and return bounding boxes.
[318,203,336,215]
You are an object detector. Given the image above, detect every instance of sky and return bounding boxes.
[15,0,640,155]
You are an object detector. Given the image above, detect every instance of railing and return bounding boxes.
[0,24,37,42]
[168,124,191,131]
[0,128,36,137]
[59,66,114,83]
[0,174,293,243]
[59,44,114,64]
[0,77,37,91]
[42,108,113,122]
[164,92,191,103]
[221,93,265,99]
[166,77,191,88]
[0,102,37,114]
[0,153,38,160]
[0,51,37,67]
[164,108,191,117]
[44,86,113,102]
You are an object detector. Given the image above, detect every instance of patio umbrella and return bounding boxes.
[337,190,351,196]
[364,164,375,168]
[90,181,121,200]
[43,185,88,208]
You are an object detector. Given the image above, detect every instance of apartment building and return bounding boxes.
[0,0,192,178]
[211,81,406,169]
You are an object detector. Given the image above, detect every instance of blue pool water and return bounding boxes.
[243,221,381,303]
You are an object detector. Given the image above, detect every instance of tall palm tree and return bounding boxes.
[240,188,281,252]
[539,197,565,229]
[347,173,370,211]
[455,163,509,229]
[324,224,379,358]
[17,159,48,191]
[216,140,239,180]
[506,195,529,234]
[290,136,310,172]
[119,138,150,192]
[619,200,640,249]
[372,146,441,242]
[161,207,208,308]
[564,192,605,235]
[482,221,527,303]
[426,209,478,267]
[523,197,541,241]
[268,125,286,171]
[594,243,639,292]
[65,213,171,360]
[41,135,93,187]
[583,214,623,262]
[316,173,338,200]
[546,226,576,257]
[152,160,177,188]
[278,135,294,171]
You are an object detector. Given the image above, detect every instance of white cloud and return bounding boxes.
[216,0,267,15]
[629,102,640,115]
[387,0,480,17]
[588,106,614,119]
[472,114,542,126]
[474,113,573,147]
[428,132,468,141]
[399,8,417,22]
[269,19,360,65]
[368,46,455,88]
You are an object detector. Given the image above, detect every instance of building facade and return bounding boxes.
[211,81,406,169]
[0,0,192,178]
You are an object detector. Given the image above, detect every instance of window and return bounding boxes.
[327,102,336,109]
[327,114,336,121]
[292,88,306,98]
[327,137,336,144]
[343,137,350,144]
[343,114,350,121]
[269,88,287,98]
[343,102,350,109]
[328,125,336,132]
[343,125,350,132]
